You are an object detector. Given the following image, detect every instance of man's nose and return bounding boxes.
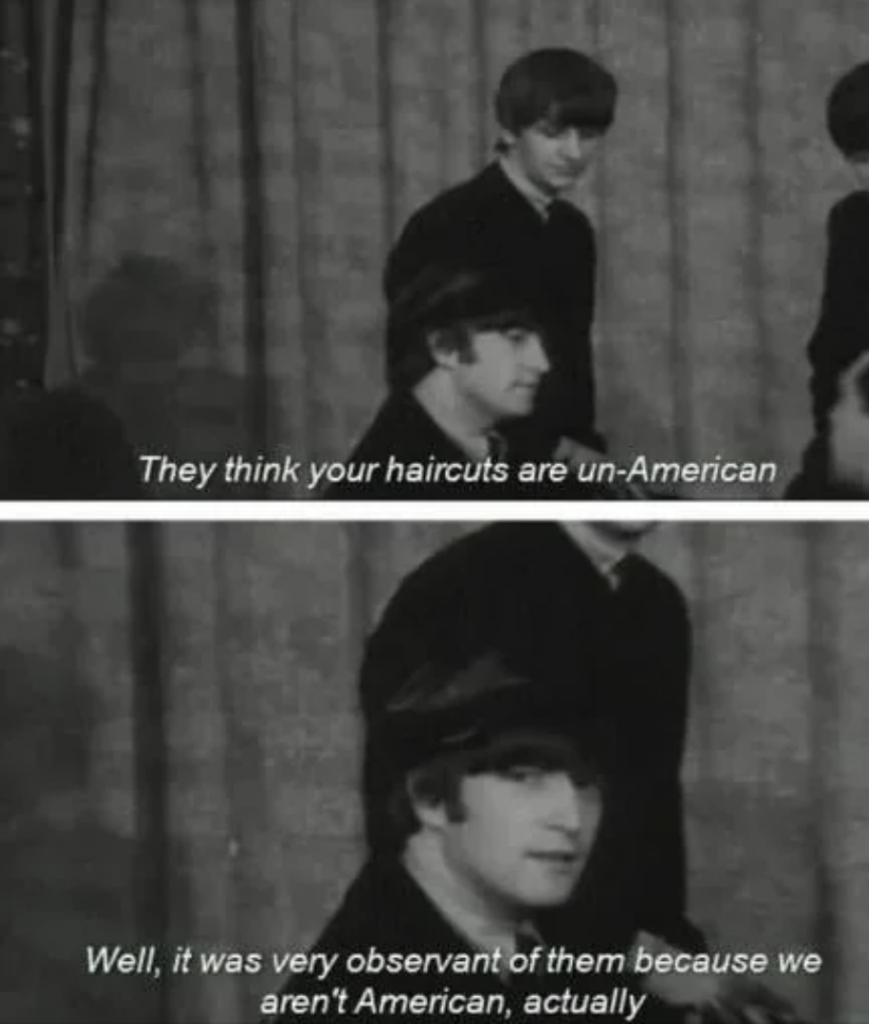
[523,334,551,373]
[545,776,597,834]
[560,128,588,160]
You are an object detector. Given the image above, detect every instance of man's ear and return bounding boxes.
[406,769,448,829]
[427,329,460,370]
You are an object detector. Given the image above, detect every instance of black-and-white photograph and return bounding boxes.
[1,519,866,1022]
[5,1,869,498]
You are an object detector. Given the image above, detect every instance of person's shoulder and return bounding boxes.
[400,165,504,225]
[323,402,393,499]
[555,196,594,227]
[628,555,689,616]
[372,523,556,623]
[828,189,869,232]
[325,394,441,499]
[0,385,142,499]
[400,522,532,583]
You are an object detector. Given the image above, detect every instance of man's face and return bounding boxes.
[437,766,601,917]
[449,326,550,426]
[504,122,602,197]
[830,355,869,493]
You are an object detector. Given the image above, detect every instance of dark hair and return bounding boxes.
[385,728,601,848]
[388,266,543,390]
[495,48,617,138]
[827,61,869,157]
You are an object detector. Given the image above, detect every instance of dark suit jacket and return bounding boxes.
[789,191,869,498]
[266,857,629,1024]
[385,163,602,452]
[359,523,704,959]
[324,392,601,500]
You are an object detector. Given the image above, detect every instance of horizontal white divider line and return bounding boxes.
[0,501,866,521]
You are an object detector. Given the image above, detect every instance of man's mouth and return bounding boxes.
[527,851,581,866]
[551,164,585,178]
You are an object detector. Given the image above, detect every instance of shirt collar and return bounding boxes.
[558,523,631,589]
[412,388,494,463]
[497,156,555,220]
[404,850,531,960]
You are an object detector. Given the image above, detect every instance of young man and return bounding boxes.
[359,522,801,1024]
[263,651,614,1024]
[384,48,617,466]
[360,522,696,951]
[326,265,599,498]
[789,61,869,498]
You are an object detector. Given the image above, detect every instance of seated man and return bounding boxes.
[262,652,615,1024]
[827,349,869,496]
[325,265,603,499]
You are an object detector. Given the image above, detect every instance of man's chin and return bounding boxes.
[545,171,585,192]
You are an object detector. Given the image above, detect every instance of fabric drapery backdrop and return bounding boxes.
[0,520,866,1023]
[46,0,869,497]
[0,0,53,390]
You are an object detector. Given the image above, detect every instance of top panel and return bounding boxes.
[6,0,869,500]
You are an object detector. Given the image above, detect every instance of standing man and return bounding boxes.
[788,61,869,498]
[385,49,617,465]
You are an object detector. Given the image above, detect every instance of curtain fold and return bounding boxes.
[40,0,77,386]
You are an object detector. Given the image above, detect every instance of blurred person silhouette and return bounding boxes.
[0,385,141,499]
[789,61,869,498]
[0,646,157,1022]
[76,254,249,498]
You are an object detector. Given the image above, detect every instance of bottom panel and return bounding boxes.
[0,521,864,1023]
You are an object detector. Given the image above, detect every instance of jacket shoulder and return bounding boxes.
[396,168,500,232]
[828,190,869,235]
